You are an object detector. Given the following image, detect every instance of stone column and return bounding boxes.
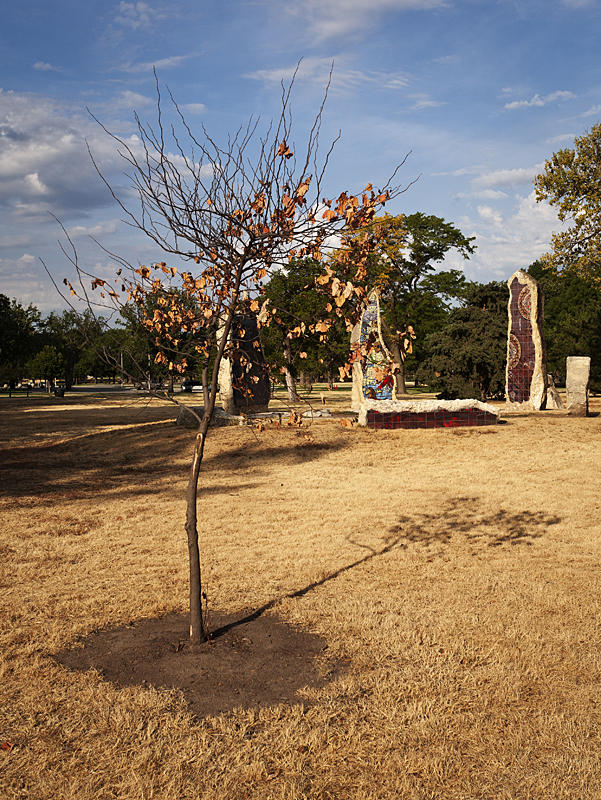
[217,312,270,415]
[505,270,547,410]
[566,356,590,416]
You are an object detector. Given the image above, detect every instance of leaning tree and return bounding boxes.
[50,70,410,644]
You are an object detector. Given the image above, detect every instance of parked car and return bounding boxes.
[181,380,218,393]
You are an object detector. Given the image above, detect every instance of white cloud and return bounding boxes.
[561,0,594,7]
[181,103,207,115]
[477,205,503,227]
[114,1,165,30]
[504,90,575,110]
[464,191,565,280]
[33,61,62,73]
[112,90,154,109]
[580,104,601,117]
[455,188,508,200]
[119,54,195,73]
[409,93,445,110]
[245,57,410,91]
[545,132,576,144]
[472,164,543,190]
[24,172,49,195]
[279,0,447,41]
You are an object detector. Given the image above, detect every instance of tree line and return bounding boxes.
[3,217,599,398]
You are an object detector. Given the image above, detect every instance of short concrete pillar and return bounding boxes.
[566,356,590,416]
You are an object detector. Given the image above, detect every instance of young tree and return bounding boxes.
[52,72,408,643]
[534,123,601,281]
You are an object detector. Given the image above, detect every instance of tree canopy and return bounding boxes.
[534,123,601,281]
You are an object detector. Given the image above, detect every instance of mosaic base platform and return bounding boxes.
[359,399,499,430]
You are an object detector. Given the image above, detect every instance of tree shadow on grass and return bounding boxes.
[387,496,562,551]
[53,499,561,718]
[0,421,348,504]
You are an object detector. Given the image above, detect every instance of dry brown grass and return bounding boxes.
[1,393,601,799]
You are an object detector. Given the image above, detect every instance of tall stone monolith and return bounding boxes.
[505,270,547,410]
[218,312,270,415]
[351,290,396,411]
[566,356,590,416]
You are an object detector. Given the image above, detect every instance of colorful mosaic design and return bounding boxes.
[366,408,498,430]
[507,277,535,403]
[360,294,393,401]
[231,314,270,410]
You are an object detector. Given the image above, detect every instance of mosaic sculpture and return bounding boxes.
[358,398,499,429]
[218,312,270,415]
[505,270,546,410]
[351,290,396,411]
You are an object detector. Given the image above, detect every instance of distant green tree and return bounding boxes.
[420,281,507,400]
[0,294,41,386]
[27,344,65,387]
[528,261,601,388]
[340,213,475,391]
[40,310,103,389]
[263,258,349,400]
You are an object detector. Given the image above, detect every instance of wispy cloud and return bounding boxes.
[455,188,508,200]
[561,0,594,7]
[245,57,409,91]
[409,93,445,110]
[33,61,62,73]
[579,104,601,117]
[181,103,206,115]
[545,132,576,144]
[112,90,154,109]
[119,54,195,74]
[113,1,166,30]
[504,90,575,110]
[473,164,543,190]
[280,0,447,41]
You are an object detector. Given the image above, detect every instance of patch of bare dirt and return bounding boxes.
[55,611,343,718]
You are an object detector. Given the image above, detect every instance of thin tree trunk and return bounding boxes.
[185,423,209,643]
[283,341,299,402]
[202,364,209,409]
[395,359,407,395]
[185,296,239,644]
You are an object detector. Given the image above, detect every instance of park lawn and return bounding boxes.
[1,394,601,799]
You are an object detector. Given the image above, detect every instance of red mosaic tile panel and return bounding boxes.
[365,408,499,429]
[507,276,535,403]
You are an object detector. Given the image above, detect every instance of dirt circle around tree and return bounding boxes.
[55,610,345,719]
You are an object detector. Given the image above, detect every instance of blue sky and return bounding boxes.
[1,0,601,310]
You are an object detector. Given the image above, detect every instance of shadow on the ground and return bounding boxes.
[54,497,562,717]
[0,420,348,503]
[55,610,344,719]
[387,496,562,551]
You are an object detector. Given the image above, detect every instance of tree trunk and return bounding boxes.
[185,424,209,643]
[283,341,299,402]
[395,359,407,395]
[388,338,407,396]
[184,298,239,644]
[299,371,313,393]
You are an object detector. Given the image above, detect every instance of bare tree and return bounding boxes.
[51,68,410,644]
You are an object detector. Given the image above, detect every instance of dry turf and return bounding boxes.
[1,392,601,799]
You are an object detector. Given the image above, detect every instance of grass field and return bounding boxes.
[1,390,601,799]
